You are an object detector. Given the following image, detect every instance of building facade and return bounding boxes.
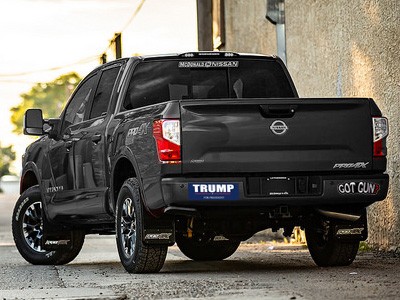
[197,0,400,251]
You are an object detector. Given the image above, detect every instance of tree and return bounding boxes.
[0,144,16,177]
[10,72,81,134]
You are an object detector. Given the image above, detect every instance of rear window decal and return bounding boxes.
[178,61,239,68]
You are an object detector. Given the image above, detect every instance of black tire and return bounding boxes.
[176,234,240,261]
[12,186,85,265]
[306,225,359,267]
[115,178,167,273]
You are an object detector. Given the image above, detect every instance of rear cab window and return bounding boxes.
[121,58,296,111]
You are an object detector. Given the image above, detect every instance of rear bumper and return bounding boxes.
[160,174,389,210]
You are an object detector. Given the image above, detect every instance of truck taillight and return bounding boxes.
[373,117,388,157]
[153,119,181,162]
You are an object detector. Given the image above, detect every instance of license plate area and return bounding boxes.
[265,177,295,196]
[246,176,322,197]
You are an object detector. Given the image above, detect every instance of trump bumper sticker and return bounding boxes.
[189,183,239,200]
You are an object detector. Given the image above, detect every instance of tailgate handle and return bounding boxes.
[259,105,296,118]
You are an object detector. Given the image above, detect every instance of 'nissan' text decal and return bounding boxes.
[178,61,239,68]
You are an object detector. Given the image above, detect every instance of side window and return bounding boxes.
[89,66,121,119]
[122,62,172,111]
[63,74,97,131]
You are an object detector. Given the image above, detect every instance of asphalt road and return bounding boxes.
[0,193,399,300]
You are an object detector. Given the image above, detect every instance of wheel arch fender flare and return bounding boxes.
[20,162,42,196]
[110,146,144,214]
[19,164,59,230]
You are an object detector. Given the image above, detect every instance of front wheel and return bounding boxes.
[306,223,359,267]
[115,178,167,273]
[12,186,85,265]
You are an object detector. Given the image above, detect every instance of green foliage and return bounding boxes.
[10,72,82,134]
[0,144,16,177]
[358,241,372,252]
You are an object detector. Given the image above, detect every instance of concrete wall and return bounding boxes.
[221,0,400,250]
[224,0,276,54]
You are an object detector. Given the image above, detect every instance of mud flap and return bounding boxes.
[143,228,175,245]
[142,212,175,246]
[42,236,72,251]
[334,213,368,241]
[41,211,74,250]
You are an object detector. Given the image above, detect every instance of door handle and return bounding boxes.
[65,137,80,149]
[91,134,102,143]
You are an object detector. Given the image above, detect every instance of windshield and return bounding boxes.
[123,59,295,110]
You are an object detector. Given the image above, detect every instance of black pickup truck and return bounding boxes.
[13,52,389,273]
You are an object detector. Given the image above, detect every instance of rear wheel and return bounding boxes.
[306,222,359,267]
[115,178,167,273]
[12,186,85,265]
[176,234,240,261]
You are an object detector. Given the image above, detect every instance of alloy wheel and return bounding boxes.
[120,197,137,258]
[22,201,45,253]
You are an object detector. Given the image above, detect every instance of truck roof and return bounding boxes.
[139,51,278,61]
[89,52,281,77]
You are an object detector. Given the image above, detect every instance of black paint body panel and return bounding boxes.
[180,98,375,173]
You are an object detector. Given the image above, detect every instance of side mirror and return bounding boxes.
[24,109,44,136]
[47,118,61,139]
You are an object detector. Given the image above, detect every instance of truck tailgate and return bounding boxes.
[180,98,373,173]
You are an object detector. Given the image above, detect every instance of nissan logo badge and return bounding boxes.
[270,120,288,135]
